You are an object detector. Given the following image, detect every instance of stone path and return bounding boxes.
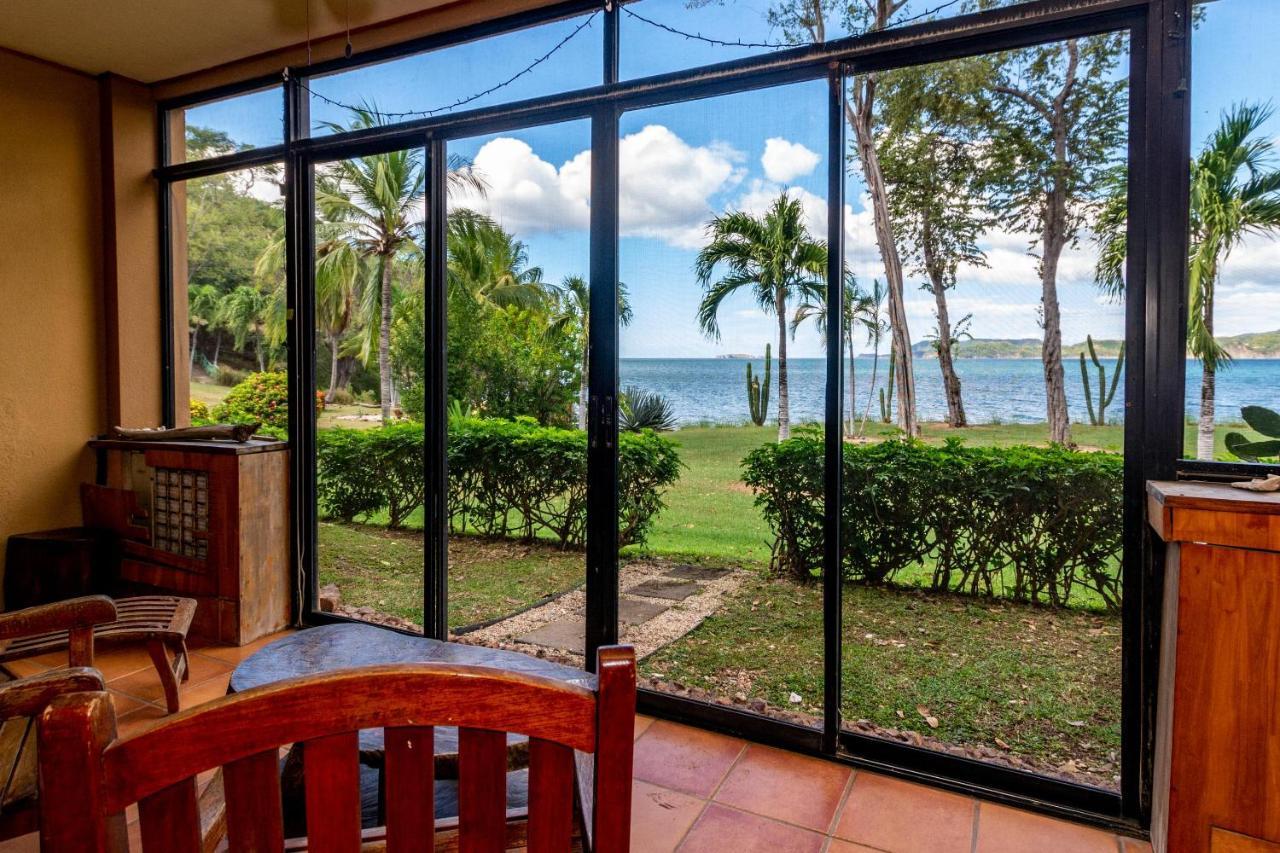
[457,560,746,664]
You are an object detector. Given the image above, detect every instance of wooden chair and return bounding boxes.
[37,645,637,852]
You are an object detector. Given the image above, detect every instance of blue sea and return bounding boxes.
[619,357,1280,426]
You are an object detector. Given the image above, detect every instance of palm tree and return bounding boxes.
[695,195,826,441]
[546,275,633,430]
[1188,103,1280,459]
[1094,102,1280,460]
[791,277,878,436]
[318,104,484,423]
[187,284,222,373]
[219,285,272,371]
[446,210,549,311]
[859,280,890,437]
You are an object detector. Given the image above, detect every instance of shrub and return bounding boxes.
[742,438,1123,609]
[212,365,248,387]
[619,386,678,432]
[213,372,289,430]
[189,399,210,421]
[325,387,356,406]
[316,418,682,545]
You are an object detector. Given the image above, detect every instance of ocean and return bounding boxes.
[619,356,1280,427]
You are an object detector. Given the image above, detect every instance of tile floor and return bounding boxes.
[0,631,1152,853]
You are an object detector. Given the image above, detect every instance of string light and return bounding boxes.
[297,0,967,122]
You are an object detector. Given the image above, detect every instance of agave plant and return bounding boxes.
[1225,405,1280,462]
[619,385,677,432]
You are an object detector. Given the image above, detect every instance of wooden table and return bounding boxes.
[231,623,593,829]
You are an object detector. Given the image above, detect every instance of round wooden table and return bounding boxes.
[231,622,593,776]
[230,622,593,829]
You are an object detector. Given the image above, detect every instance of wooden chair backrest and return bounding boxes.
[37,646,636,853]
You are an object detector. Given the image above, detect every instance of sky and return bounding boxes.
[185,0,1280,359]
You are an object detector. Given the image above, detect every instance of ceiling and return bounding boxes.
[2,0,461,83]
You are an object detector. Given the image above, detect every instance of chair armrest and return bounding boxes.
[0,596,117,642]
[0,667,104,721]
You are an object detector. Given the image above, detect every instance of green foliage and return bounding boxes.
[742,438,1123,609]
[619,386,678,433]
[189,399,210,421]
[1225,405,1280,461]
[213,371,289,430]
[316,419,681,546]
[325,387,355,406]
[1079,335,1124,426]
[746,344,771,426]
[212,365,248,387]
[316,424,424,527]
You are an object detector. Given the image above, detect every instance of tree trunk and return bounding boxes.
[1041,126,1073,447]
[846,330,856,436]
[923,230,966,428]
[334,357,356,392]
[1197,303,1217,460]
[212,331,221,367]
[189,327,199,373]
[578,345,589,432]
[775,289,791,442]
[378,253,394,424]
[847,92,918,437]
[256,343,265,372]
[326,333,341,403]
[861,336,880,436]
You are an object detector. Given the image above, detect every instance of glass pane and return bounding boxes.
[620,81,828,725]
[173,166,286,432]
[1184,0,1280,462]
[307,13,602,137]
[620,0,1039,80]
[838,33,1129,789]
[312,144,427,632]
[168,87,283,163]
[444,120,591,652]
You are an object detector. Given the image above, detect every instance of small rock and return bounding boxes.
[318,584,341,613]
[788,692,802,704]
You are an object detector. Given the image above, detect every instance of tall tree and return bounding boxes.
[770,0,920,436]
[694,194,826,442]
[187,284,222,373]
[546,275,633,430]
[980,33,1127,445]
[1094,103,1280,459]
[877,61,990,428]
[792,276,878,435]
[317,105,484,423]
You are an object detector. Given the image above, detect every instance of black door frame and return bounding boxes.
[155,0,1192,833]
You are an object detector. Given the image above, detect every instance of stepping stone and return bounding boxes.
[516,618,585,655]
[665,564,733,582]
[629,579,701,601]
[619,597,668,625]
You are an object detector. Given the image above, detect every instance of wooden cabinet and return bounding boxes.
[1148,481,1280,853]
[83,438,291,645]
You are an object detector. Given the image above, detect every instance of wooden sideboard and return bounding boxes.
[1148,480,1280,853]
[82,438,291,645]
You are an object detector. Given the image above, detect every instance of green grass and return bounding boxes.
[318,522,583,629]
[642,572,1121,781]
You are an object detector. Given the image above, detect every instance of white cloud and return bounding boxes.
[450,137,589,234]
[449,125,744,250]
[760,138,820,183]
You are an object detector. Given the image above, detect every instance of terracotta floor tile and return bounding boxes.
[34,643,156,680]
[1,658,50,679]
[633,720,745,798]
[115,703,167,740]
[635,714,655,741]
[975,803,1118,853]
[195,630,295,665]
[1121,839,1152,853]
[833,772,975,853]
[630,781,705,853]
[824,840,886,853]
[678,804,825,853]
[178,672,234,710]
[108,689,152,717]
[109,652,231,703]
[0,832,38,852]
[713,744,851,832]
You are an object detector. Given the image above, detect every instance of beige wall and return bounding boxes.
[0,50,106,586]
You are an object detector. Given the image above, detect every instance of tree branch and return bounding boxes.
[993,84,1055,126]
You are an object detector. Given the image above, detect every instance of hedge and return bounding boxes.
[316,417,682,547]
[741,437,1123,609]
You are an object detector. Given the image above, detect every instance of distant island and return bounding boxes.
[716,353,756,359]
[909,329,1280,360]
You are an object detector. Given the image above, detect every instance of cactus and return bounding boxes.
[746,344,771,426]
[1225,405,1280,461]
[1078,335,1125,425]
[878,346,896,424]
